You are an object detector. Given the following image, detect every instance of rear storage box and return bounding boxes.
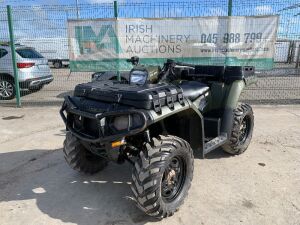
[192,65,255,81]
[74,81,185,113]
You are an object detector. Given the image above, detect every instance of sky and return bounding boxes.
[0,0,299,41]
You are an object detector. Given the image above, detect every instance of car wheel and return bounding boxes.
[222,103,254,155]
[0,78,16,100]
[131,135,194,218]
[53,61,62,69]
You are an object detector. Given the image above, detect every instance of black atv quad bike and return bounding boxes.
[60,57,256,218]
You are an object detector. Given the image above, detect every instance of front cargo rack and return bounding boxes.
[60,96,147,143]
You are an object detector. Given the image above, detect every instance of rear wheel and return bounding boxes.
[131,135,194,218]
[63,132,108,174]
[0,78,15,100]
[223,103,254,155]
[53,61,62,69]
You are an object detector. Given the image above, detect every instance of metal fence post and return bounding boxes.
[114,0,118,18]
[228,0,232,16]
[225,0,233,66]
[296,44,300,69]
[7,5,21,107]
[114,0,121,81]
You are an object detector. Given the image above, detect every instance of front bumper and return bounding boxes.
[20,75,54,90]
[60,96,147,143]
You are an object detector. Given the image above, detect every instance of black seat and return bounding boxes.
[179,81,209,101]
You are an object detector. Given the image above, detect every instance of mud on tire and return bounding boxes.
[223,103,254,155]
[63,132,108,174]
[130,135,194,218]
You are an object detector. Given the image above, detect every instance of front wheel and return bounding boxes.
[63,132,108,174]
[222,103,254,155]
[131,135,194,218]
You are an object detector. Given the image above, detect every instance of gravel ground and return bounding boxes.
[0,105,299,225]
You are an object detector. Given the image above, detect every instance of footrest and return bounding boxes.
[203,133,227,155]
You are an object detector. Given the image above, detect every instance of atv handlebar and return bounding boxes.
[126,56,140,65]
[156,59,195,82]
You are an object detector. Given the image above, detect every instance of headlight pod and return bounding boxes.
[113,115,129,131]
[112,113,144,131]
[130,70,148,85]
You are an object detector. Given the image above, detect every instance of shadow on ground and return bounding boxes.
[0,142,232,225]
[0,149,158,225]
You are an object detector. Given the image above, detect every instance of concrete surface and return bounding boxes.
[0,105,300,225]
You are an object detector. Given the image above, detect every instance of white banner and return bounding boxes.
[68,16,279,71]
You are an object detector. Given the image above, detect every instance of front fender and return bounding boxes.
[145,101,204,152]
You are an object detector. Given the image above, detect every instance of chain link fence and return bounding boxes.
[0,0,300,106]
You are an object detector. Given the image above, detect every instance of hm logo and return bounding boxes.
[75,25,122,54]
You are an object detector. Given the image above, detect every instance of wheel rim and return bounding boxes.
[0,81,14,98]
[239,116,251,143]
[54,62,61,68]
[161,155,186,202]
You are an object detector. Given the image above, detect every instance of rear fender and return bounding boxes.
[224,80,245,109]
[221,80,246,137]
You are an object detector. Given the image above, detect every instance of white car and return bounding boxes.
[0,44,53,100]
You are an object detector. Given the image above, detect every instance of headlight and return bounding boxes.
[112,114,143,131]
[113,115,129,131]
[130,70,148,85]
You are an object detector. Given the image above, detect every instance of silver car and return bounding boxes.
[0,44,53,100]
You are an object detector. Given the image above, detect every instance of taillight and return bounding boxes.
[17,62,35,68]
